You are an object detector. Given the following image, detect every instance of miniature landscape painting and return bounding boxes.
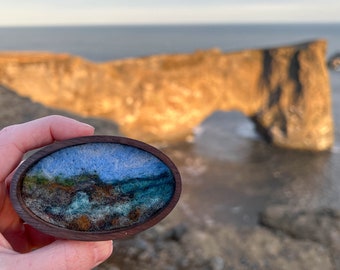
[21,142,176,232]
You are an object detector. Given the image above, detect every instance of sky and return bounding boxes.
[0,0,339,26]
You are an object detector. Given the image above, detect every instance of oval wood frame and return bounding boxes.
[10,136,181,241]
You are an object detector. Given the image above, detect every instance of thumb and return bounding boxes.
[6,240,113,270]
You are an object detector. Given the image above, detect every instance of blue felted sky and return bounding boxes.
[26,143,171,183]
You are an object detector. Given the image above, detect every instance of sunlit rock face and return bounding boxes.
[22,143,175,231]
[0,40,333,150]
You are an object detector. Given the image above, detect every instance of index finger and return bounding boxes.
[0,115,95,181]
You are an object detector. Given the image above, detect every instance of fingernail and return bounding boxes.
[93,241,113,267]
[78,121,95,133]
[80,122,95,129]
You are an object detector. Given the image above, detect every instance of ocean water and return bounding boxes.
[1,24,340,226]
[0,24,339,61]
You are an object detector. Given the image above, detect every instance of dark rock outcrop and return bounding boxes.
[104,222,334,270]
[0,85,119,135]
[0,40,333,150]
[260,206,340,269]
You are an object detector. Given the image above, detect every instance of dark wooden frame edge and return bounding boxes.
[10,136,182,241]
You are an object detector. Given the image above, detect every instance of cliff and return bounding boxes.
[0,40,333,150]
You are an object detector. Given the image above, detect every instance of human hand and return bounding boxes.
[0,115,113,269]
